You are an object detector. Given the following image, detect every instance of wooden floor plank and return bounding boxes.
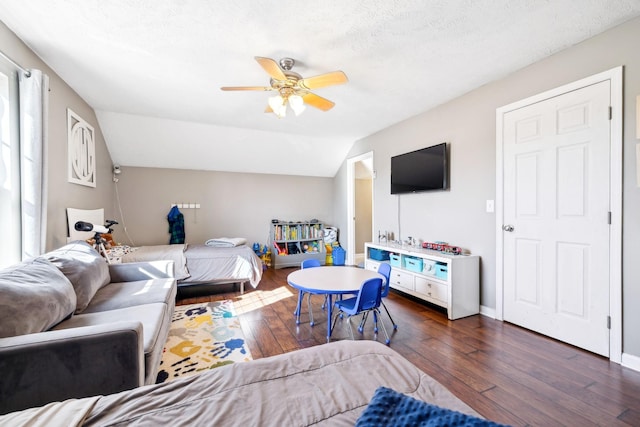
[177,266,640,426]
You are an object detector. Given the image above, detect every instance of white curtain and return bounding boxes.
[19,69,49,259]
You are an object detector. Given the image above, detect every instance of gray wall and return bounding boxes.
[112,167,334,247]
[333,16,640,357]
[0,22,115,250]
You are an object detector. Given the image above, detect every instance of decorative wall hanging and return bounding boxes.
[67,108,96,187]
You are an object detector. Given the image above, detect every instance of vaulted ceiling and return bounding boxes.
[1,1,639,177]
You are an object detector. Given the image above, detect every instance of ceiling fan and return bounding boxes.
[220,57,348,118]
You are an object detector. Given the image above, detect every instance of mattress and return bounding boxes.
[0,341,480,426]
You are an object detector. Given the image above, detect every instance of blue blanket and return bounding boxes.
[356,387,511,427]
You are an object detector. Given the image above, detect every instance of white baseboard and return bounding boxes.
[622,352,640,372]
[480,305,496,319]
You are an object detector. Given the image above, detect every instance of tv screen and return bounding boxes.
[391,143,447,194]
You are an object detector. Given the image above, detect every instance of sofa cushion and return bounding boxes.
[43,241,110,313]
[0,258,76,338]
[52,303,167,354]
[52,303,170,384]
[83,278,176,314]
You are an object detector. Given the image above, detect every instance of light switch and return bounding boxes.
[486,200,495,213]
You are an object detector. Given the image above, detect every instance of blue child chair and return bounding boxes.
[357,263,398,338]
[375,263,399,330]
[330,277,390,345]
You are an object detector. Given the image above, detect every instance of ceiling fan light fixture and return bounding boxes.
[289,94,306,116]
[268,95,287,118]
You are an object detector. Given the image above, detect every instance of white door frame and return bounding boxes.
[495,66,622,363]
[346,151,374,266]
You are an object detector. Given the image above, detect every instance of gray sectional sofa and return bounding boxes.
[0,241,177,415]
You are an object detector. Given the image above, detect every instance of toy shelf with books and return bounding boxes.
[270,221,325,269]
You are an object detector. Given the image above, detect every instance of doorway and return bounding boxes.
[346,152,374,266]
[496,67,622,361]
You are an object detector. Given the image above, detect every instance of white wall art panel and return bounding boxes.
[67,108,96,187]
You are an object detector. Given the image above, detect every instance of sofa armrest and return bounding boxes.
[0,321,144,415]
[108,260,175,282]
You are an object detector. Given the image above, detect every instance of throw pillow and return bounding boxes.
[44,241,111,313]
[355,387,510,427]
[0,258,76,338]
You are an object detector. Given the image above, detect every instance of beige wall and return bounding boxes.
[355,178,372,253]
[334,16,640,357]
[0,22,115,250]
[112,167,334,247]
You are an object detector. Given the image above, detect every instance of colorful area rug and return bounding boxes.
[156,300,252,383]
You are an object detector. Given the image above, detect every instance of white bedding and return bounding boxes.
[204,237,247,247]
[0,341,480,426]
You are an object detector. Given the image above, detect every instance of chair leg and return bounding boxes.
[376,308,391,345]
[307,292,315,326]
[381,300,398,330]
[373,310,379,333]
[358,311,369,333]
[346,316,355,340]
[330,309,340,338]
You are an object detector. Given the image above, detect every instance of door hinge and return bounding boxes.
[608,106,612,120]
[607,211,612,225]
[607,316,611,329]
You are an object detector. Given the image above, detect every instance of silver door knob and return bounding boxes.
[503,225,514,232]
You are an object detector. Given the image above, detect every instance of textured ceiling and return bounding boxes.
[1,1,639,177]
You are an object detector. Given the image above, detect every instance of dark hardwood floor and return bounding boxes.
[178,266,640,426]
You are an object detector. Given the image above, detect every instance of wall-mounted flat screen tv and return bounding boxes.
[391,143,447,194]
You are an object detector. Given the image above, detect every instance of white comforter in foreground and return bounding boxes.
[1,341,479,427]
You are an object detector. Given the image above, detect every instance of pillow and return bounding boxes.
[0,258,76,338]
[356,387,509,427]
[104,245,138,264]
[43,241,110,313]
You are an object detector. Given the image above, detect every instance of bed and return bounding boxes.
[112,243,262,293]
[66,208,262,293]
[0,341,490,427]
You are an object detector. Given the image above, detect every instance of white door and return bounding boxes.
[502,81,611,356]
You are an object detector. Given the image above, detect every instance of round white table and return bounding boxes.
[287,266,383,341]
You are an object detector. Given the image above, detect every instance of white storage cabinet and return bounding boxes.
[364,242,479,320]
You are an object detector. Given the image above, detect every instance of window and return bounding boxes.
[0,64,20,267]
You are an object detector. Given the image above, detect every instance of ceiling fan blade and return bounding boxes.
[302,92,335,111]
[255,56,287,81]
[299,71,348,90]
[220,86,273,91]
